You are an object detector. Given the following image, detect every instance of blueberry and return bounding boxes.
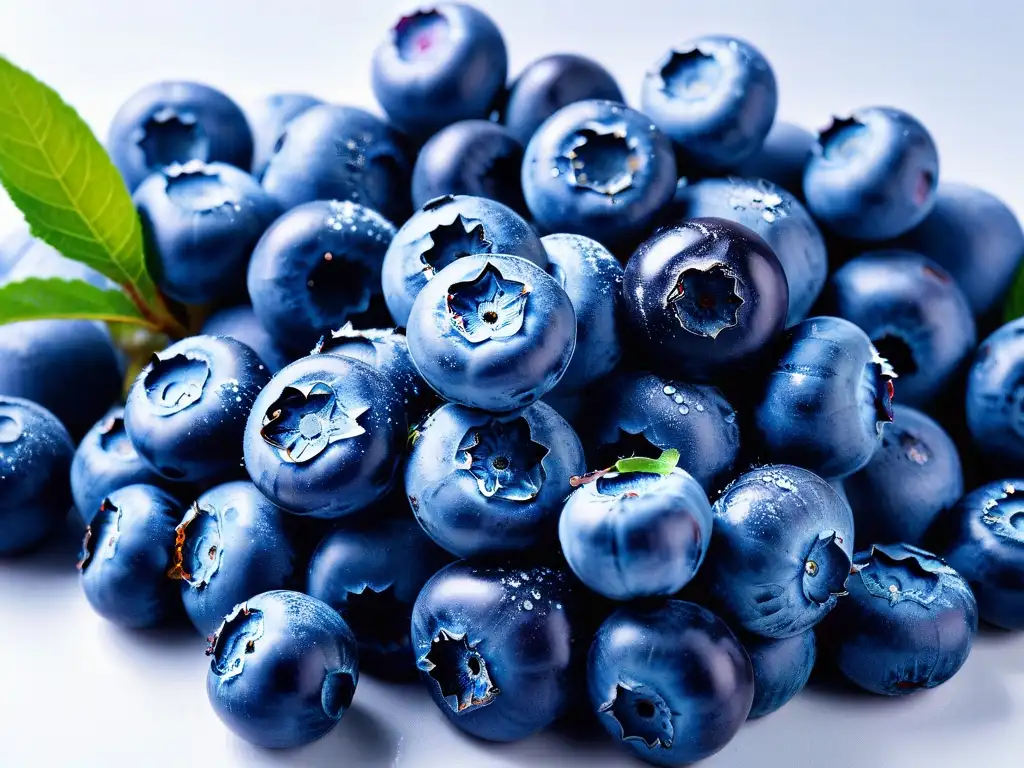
[0,319,122,441]
[820,251,976,407]
[371,4,507,139]
[407,253,576,412]
[107,81,253,192]
[247,200,396,352]
[135,161,280,304]
[623,217,789,382]
[200,305,296,374]
[125,335,271,483]
[0,397,73,556]
[307,509,452,678]
[406,401,585,557]
[897,182,1024,315]
[541,233,624,392]
[500,53,624,146]
[735,120,816,199]
[820,543,977,695]
[703,465,854,637]
[77,484,183,628]
[743,629,816,719]
[966,318,1024,469]
[588,600,753,766]
[382,194,547,327]
[260,104,413,224]
[804,108,939,240]
[642,36,778,172]
[930,480,1024,630]
[845,405,963,548]
[755,316,896,479]
[669,177,827,324]
[206,590,358,748]
[171,481,298,637]
[245,92,323,180]
[243,354,405,518]
[559,467,713,600]
[411,561,575,742]
[586,371,740,495]
[522,99,677,248]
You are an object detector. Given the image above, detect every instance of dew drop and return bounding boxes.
[522,600,534,611]
[663,385,677,395]
[678,405,689,415]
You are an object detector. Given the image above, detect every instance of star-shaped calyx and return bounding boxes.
[855,544,950,607]
[981,482,1024,541]
[599,683,675,750]
[206,602,265,681]
[144,352,211,416]
[657,47,722,100]
[136,107,209,170]
[458,417,549,501]
[392,8,450,61]
[802,531,851,605]
[260,382,368,463]
[419,629,500,713]
[166,502,223,589]
[77,498,123,571]
[665,264,744,339]
[817,115,868,161]
[559,123,641,196]
[419,214,494,275]
[447,262,530,343]
[0,408,23,444]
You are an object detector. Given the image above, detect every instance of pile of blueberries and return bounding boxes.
[4,3,1024,764]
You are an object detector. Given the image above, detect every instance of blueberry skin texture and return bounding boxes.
[78,484,183,628]
[804,108,939,240]
[966,318,1024,468]
[135,161,281,304]
[0,319,122,441]
[200,305,296,374]
[587,371,740,495]
[669,177,827,325]
[820,543,977,695]
[406,401,585,557]
[500,53,624,147]
[0,397,74,556]
[382,194,547,327]
[173,482,298,637]
[541,233,624,392]
[407,253,576,412]
[704,465,855,638]
[845,405,963,548]
[559,468,713,600]
[821,251,976,407]
[125,335,271,483]
[744,630,816,719]
[623,217,789,382]
[411,561,575,742]
[206,590,358,749]
[247,200,396,352]
[307,513,452,678]
[260,105,412,225]
[588,600,753,766]
[412,120,526,215]
[246,92,323,180]
[522,99,677,248]
[371,4,508,139]
[754,316,896,479]
[108,81,254,192]
[243,354,406,519]
[735,120,816,200]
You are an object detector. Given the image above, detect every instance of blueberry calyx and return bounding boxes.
[856,544,946,607]
[665,264,745,339]
[0,409,23,444]
[392,8,450,62]
[801,531,851,604]
[260,382,369,463]
[77,497,122,571]
[559,123,640,196]
[136,107,208,170]
[164,163,238,212]
[420,628,500,713]
[599,682,675,750]
[446,262,530,343]
[97,414,137,459]
[817,115,868,161]
[656,47,721,101]
[420,214,494,276]
[458,417,548,500]
[981,482,1024,540]
[206,602,265,681]
[167,502,222,588]
[144,351,211,416]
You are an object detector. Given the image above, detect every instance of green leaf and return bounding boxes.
[614,448,681,476]
[1005,264,1024,323]
[0,277,149,325]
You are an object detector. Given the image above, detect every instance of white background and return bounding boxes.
[3,1,1024,766]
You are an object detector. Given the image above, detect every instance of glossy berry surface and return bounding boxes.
[845,405,963,548]
[0,397,74,556]
[171,481,297,637]
[200,305,296,374]
[371,4,508,139]
[260,104,412,224]
[966,318,1024,468]
[406,253,576,412]
[406,401,585,557]
[206,590,358,748]
[247,200,396,351]
[588,600,753,766]
[623,217,789,382]
[382,194,547,326]
[559,467,713,600]
[135,161,280,304]
[125,335,271,484]
[821,543,977,695]
[243,354,405,518]
[246,92,323,180]
[703,465,854,638]
[107,80,253,192]
[743,629,816,719]
[642,36,778,172]
[804,107,939,240]
[522,99,677,248]
[78,484,182,629]
[820,251,976,407]
[669,177,827,324]
[735,120,816,199]
[755,316,896,479]
[411,561,575,742]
